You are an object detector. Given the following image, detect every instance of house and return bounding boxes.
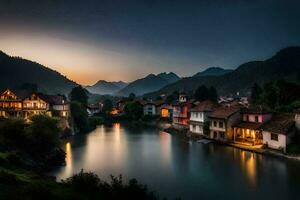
[22,93,50,118]
[143,102,157,115]
[160,104,173,119]
[189,100,217,136]
[262,113,295,153]
[0,89,70,119]
[172,100,192,127]
[208,105,241,142]
[0,89,24,118]
[232,107,272,146]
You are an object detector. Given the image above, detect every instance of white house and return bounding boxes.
[189,100,217,136]
[262,113,295,153]
[143,102,157,116]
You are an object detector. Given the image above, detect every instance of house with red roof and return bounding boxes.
[208,105,241,141]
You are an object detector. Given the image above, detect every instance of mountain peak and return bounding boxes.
[194,67,233,77]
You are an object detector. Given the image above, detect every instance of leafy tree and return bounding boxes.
[124,101,143,120]
[71,102,90,133]
[250,83,263,104]
[70,86,88,105]
[208,86,218,102]
[102,99,113,113]
[276,80,300,105]
[128,93,136,101]
[262,82,279,109]
[165,91,179,104]
[194,85,209,101]
[25,115,61,154]
[194,85,218,102]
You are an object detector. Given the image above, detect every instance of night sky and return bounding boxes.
[0,0,300,84]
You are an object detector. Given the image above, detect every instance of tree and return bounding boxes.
[263,82,279,109]
[166,91,179,104]
[128,93,136,101]
[25,115,61,154]
[102,99,113,113]
[194,85,217,102]
[70,102,90,133]
[124,101,143,120]
[194,85,209,101]
[70,86,88,105]
[208,86,218,102]
[250,83,262,104]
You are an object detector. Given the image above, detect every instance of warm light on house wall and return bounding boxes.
[161,108,169,117]
[111,108,120,115]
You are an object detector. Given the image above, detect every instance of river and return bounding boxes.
[51,123,300,200]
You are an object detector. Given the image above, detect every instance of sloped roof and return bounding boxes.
[261,113,295,135]
[208,105,241,119]
[233,122,263,130]
[241,106,272,114]
[190,100,218,112]
[35,93,67,105]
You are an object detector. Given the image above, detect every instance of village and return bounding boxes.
[1,87,300,157]
[110,93,300,155]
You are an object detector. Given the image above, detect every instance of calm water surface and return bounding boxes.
[51,123,300,200]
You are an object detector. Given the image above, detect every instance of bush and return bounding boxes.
[0,170,18,185]
[25,115,61,154]
[62,170,159,200]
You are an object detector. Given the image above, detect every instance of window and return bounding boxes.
[271,133,278,141]
[220,132,225,139]
[219,122,224,128]
[255,116,259,122]
[213,131,218,139]
[214,121,217,127]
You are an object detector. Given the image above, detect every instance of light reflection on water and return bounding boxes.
[54,123,300,200]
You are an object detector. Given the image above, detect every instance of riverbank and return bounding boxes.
[163,125,300,161]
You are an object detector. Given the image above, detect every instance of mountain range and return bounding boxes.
[0,51,78,95]
[85,80,128,95]
[1,47,299,98]
[117,72,180,96]
[145,47,300,98]
[193,67,233,77]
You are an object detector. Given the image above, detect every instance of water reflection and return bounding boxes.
[51,124,300,200]
[159,131,172,167]
[65,142,73,177]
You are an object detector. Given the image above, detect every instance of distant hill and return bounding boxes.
[157,72,180,83]
[117,72,180,96]
[193,67,233,77]
[145,47,300,97]
[86,80,128,95]
[0,51,78,95]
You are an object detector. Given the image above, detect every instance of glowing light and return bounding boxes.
[161,108,169,117]
[65,142,73,176]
